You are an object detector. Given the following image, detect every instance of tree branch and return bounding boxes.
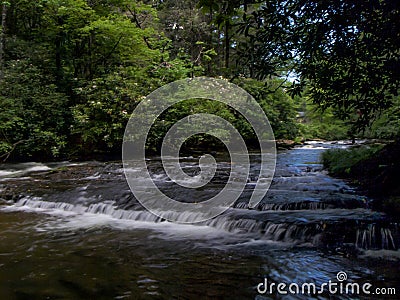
[93,35,124,67]
[126,5,153,50]
[0,139,28,162]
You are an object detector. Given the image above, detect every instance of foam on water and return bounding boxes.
[1,198,274,249]
[0,161,87,179]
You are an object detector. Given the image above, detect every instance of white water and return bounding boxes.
[1,141,398,252]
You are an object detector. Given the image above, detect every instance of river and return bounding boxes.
[0,141,399,299]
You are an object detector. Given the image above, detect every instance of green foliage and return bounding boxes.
[235,78,299,140]
[2,0,396,161]
[299,122,348,142]
[321,145,384,177]
[72,68,139,153]
[0,0,195,160]
[145,97,242,153]
[155,0,214,66]
[0,59,68,160]
[239,0,400,133]
[71,60,192,154]
[142,76,300,153]
[365,96,400,140]
[296,96,350,141]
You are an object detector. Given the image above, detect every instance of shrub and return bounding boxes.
[321,145,384,176]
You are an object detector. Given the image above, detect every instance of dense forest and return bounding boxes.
[0,0,399,161]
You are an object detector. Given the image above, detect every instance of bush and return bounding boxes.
[299,122,349,141]
[321,145,384,176]
[0,60,69,161]
[234,78,299,140]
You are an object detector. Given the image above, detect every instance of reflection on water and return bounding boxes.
[0,142,399,299]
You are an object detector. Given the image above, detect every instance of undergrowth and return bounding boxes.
[321,144,384,176]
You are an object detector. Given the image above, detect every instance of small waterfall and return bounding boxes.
[205,217,319,244]
[233,202,249,209]
[356,224,376,249]
[233,201,330,211]
[12,197,400,250]
[17,197,80,212]
[257,202,329,211]
[356,224,398,250]
[263,222,318,243]
[15,197,162,223]
[13,197,321,245]
[381,228,396,250]
[205,216,263,233]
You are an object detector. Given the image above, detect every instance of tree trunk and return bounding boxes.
[55,34,62,82]
[208,2,214,75]
[224,19,229,70]
[0,3,7,80]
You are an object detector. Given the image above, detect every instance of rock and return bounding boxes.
[276,139,300,149]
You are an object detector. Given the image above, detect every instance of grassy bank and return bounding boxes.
[321,141,400,217]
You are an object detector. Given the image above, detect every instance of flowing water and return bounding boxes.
[0,142,399,299]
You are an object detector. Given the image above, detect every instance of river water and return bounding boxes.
[0,142,399,299]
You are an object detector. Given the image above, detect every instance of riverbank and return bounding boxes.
[322,140,400,217]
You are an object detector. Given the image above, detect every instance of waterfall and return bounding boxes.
[356,224,398,250]
[12,197,322,245]
[11,196,399,250]
[257,202,330,211]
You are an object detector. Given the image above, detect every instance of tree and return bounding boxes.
[234,77,299,139]
[198,0,258,76]
[0,0,192,160]
[239,0,400,133]
[0,59,69,160]
[151,0,217,75]
[0,1,8,79]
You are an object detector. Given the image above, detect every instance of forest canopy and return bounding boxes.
[0,0,399,161]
